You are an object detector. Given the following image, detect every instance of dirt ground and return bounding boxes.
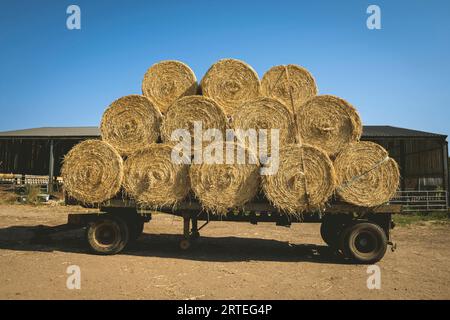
[0,204,449,300]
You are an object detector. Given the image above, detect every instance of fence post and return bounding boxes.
[446,191,449,217]
[48,139,54,194]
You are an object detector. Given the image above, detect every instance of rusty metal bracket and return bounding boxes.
[388,241,397,252]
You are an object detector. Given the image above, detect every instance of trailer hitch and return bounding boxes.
[388,241,397,252]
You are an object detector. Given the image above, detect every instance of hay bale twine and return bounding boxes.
[261,64,317,111]
[334,141,400,207]
[200,59,261,115]
[161,95,227,149]
[262,144,336,216]
[123,144,190,207]
[100,95,162,156]
[61,140,123,204]
[231,97,296,154]
[296,95,362,157]
[142,60,198,113]
[189,141,260,214]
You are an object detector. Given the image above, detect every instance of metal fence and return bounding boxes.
[390,190,449,212]
[1,173,448,211]
[0,174,63,193]
[0,174,49,185]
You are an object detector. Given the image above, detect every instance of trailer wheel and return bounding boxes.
[320,221,337,246]
[320,215,347,247]
[127,219,144,242]
[132,221,144,241]
[339,222,387,264]
[86,215,129,255]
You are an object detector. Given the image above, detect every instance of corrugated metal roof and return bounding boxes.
[0,125,446,139]
[0,127,100,138]
[362,125,447,138]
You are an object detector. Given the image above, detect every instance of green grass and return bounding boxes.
[393,211,450,226]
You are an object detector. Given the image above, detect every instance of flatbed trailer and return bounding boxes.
[56,194,402,264]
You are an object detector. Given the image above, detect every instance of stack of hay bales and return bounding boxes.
[64,60,197,207]
[62,58,400,216]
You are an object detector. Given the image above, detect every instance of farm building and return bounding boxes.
[0,127,99,192]
[0,125,448,210]
[360,126,448,211]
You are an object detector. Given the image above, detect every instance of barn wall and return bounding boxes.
[0,139,48,175]
[1,136,448,193]
[0,139,86,176]
[363,137,447,191]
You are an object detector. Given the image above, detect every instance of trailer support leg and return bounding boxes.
[179,214,191,250]
[183,214,190,239]
[191,217,200,240]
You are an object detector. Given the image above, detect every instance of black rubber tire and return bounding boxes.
[320,215,347,247]
[115,209,144,243]
[86,215,129,255]
[129,220,144,241]
[320,221,336,246]
[339,222,388,264]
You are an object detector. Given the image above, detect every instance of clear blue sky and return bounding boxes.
[0,0,449,137]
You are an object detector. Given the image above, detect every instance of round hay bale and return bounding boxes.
[100,95,162,156]
[141,60,198,113]
[123,143,190,207]
[61,140,123,204]
[261,64,317,111]
[231,97,296,155]
[334,141,400,207]
[296,95,362,157]
[161,95,227,149]
[262,144,336,216]
[189,141,260,214]
[200,59,261,115]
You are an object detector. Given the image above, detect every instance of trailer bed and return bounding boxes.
[59,195,403,263]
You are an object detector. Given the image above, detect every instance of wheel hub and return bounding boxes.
[355,232,376,253]
[96,225,116,246]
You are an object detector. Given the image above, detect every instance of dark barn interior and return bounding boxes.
[0,125,448,210]
[361,126,448,192]
[0,127,99,192]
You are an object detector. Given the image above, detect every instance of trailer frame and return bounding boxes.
[59,195,402,263]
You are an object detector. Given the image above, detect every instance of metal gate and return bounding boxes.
[390,190,448,212]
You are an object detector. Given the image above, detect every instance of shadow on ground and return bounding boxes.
[0,225,347,264]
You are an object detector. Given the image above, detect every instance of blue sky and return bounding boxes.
[0,0,449,137]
